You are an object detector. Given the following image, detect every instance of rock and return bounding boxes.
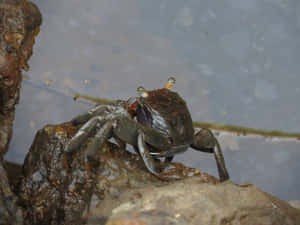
[19,120,300,225]
[0,1,41,224]
[289,200,300,210]
[19,121,218,225]
[2,160,22,192]
[0,0,42,159]
[19,122,90,225]
[0,162,22,225]
[89,179,300,225]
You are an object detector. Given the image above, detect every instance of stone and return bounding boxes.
[90,179,300,225]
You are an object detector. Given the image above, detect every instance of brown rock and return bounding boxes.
[89,179,300,225]
[0,1,41,224]
[0,0,42,159]
[19,121,217,225]
[19,120,300,225]
[0,162,22,225]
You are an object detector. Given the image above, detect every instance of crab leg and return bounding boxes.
[66,116,102,153]
[191,128,229,181]
[84,120,114,161]
[71,105,114,125]
[67,105,129,154]
[164,156,174,163]
[213,137,230,182]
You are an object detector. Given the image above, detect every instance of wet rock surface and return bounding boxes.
[0,0,41,159]
[19,121,216,225]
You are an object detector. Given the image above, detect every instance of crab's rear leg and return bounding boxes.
[191,128,230,182]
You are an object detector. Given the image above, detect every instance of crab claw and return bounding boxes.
[164,77,176,90]
[137,86,149,98]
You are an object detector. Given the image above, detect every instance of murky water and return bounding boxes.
[5,0,300,202]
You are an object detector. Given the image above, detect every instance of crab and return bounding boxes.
[65,77,229,181]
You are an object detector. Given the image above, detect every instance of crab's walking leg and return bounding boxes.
[84,121,114,161]
[213,137,230,182]
[191,128,230,182]
[67,105,125,154]
[66,117,103,153]
[164,156,174,163]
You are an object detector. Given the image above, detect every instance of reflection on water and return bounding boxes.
[5,0,300,201]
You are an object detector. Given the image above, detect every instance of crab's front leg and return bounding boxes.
[191,128,230,182]
[135,127,180,180]
[137,133,157,175]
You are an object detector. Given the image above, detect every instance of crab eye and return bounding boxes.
[164,76,176,90]
[168,77,176,84]
[137,86,148,98]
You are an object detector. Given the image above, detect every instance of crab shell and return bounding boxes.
[135,88,194,147]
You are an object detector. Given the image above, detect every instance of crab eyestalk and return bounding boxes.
[164,77,176,90]
[137,86,149,98]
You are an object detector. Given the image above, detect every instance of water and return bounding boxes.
[5,0,300,202]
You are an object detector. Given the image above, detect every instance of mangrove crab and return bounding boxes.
[65,77,229,181]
